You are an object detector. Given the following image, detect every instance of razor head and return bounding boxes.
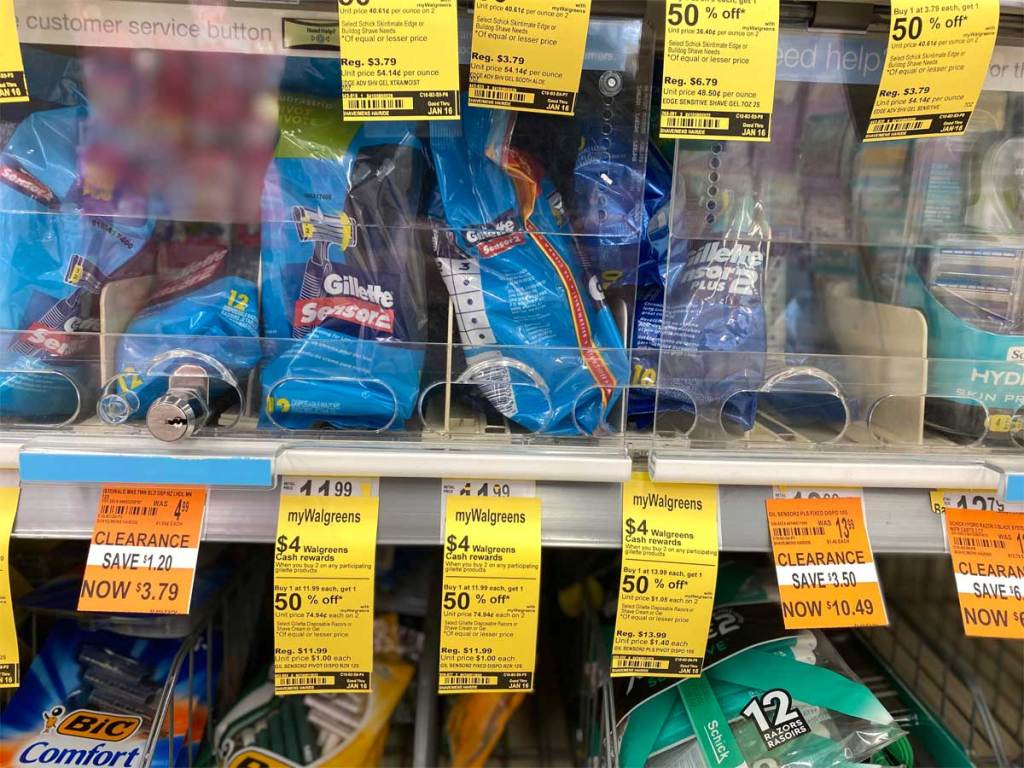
[292,206,357,250]
[64,254,110,294]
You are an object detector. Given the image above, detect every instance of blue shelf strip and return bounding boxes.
[1005,474,1024,505]
[19,451,274,488]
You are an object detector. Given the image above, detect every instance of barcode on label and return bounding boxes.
[665,115,730,130]
[469,86,534,104]
[275,674,333,687]
[102,504,157,517]
[772,526,826,538]
[612,657,668,670]
[440,674,498,687]
[867,118,933,134]
[343,96,413,111]
[954,536,1006,550]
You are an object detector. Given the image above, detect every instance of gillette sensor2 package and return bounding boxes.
[429,102,628,435]
[0,105,154,425]
[259,92,429,432]
[0,620,211,768]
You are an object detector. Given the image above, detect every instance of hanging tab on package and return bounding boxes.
[0,486,19,688]
[468,0,592,116]
[659,0,780,140]
[339,0,460,121]
[611,474,720,678]
[865,0,999,141]
[438,479,541,693]
[0,0,29,103]
[944,507,1024,639]
[274,476,380,694]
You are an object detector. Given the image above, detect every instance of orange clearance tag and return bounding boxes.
[945,507,1024,639]
[765,497,888,629]
[78,486,207,615]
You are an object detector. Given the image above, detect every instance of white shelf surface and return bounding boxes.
[650,449,1024,499]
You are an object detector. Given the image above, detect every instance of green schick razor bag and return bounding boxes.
[615,603,911,768]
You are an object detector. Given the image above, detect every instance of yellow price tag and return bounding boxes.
[659,0,779,140]
[1,0,28,103]
[0,486,19,688]
[439,491,541,693]
[611,474,719,678]
[339,0,460,121]
[468,0,592,116]
[274,476,379,694]
[865,0,999,140]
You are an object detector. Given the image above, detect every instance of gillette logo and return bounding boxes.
[323,274,394,308]
[465,217,516,244]
[683,241,763,297]
[464,216,526,257]
[295,275,395,332]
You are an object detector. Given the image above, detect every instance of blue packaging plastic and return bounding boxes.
[259,93,428,431]
[0,106,154,424]
[660,193,769,431]
[101,273,260,425]
[0,621,210,768]
[429,104,628,435]
[627,143,673,427]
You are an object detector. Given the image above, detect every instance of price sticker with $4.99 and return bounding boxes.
[273,476,380,694]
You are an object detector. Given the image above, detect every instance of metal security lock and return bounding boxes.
[146,364,211,442]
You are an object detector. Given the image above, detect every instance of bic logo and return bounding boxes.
[51,709,143,741]
[228,748,297,768]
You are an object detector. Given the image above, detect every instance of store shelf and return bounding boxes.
[7,434,633,485]
[10,477,948,552]
[650,449,1024,503]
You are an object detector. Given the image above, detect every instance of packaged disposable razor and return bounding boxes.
[428,102,628,435]
[659,162,769,433]
[0,620,212,768]
[98,224,261,441]
[614,601,909,768]
[211,614,418,767]
[0,105,155,425]
[900,96,1024,446]
[259,91,429,432]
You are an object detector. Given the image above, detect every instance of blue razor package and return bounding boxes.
[428,103,628,435]
[0,105,155,424]
[627,142,673,427]
[260,92,428,431]
[660,232,766,432]
[100,266,261,427]
[0,620,211,768]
